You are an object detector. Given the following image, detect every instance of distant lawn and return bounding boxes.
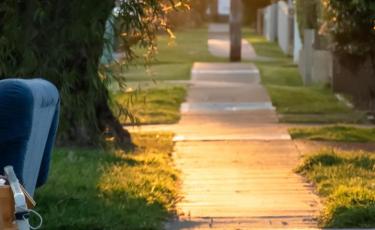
[281,113,366,124]
[290,125,375,142]
[297,150,375,228]
[246,32,290,61]
[123,28,225,82]
[115,86,186,125]
[268,85,350,114]
[244,31,365,123]
[268,84,365,123]
[34,132,179,230]
[257,63,303,87]
[112,27,225,125]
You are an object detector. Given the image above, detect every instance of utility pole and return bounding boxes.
[230,0,242,62]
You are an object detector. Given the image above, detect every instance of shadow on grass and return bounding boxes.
[33,133,179,230]
[325,195,375,228]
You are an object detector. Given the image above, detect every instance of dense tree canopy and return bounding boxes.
[322,0,375,57]
[0,0,188,147]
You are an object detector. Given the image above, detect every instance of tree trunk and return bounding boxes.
[54,0,133,148]
[230,0,242,62]
[0,0,133,148]
[96,86,133,149]
[332,53,375,110]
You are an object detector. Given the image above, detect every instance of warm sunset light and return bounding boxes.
[0,0,374,229]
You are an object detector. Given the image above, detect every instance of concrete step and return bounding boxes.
[181,102,275,113]
[186,85,272,104]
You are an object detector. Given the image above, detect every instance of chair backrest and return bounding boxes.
[0,79,59,196]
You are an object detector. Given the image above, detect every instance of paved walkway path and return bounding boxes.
[208,24,257,60]
[162,24,321,229]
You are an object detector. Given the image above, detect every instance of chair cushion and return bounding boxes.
[0,79,59,195]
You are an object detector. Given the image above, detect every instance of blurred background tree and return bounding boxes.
[322,0,375,108]
[168,0,273,28]
[295,0,322,32]
[168,0,209,28]
[242,0,271,27]
[295,0,328,48]
[322,0,375,57]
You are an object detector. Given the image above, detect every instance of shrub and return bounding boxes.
[322,0,375,57]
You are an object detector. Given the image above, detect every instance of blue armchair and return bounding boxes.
[0,79,60,196]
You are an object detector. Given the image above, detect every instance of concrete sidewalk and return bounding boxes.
[208,24,257,60]
[165,60,321,229]
[161,23,322,229]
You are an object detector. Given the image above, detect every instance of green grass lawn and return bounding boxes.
[33,132,179,230]
[268,86,351,114]
[112,27,225,125]
[115,86,186,125]
[290,125,375,142]
[297,150,375,228]
[123,28,225,82]
[244,31,365,124]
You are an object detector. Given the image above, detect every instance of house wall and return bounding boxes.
[277,1,292,55]
[263,3,278,42]
[293,12,302,63]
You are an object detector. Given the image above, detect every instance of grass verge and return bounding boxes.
[268,85,349,114]
[33,132,179,230]
[290,125,375,142]
[124,28,225,82]
[115,86,186,125]
[297,150,375,228]
[113,27,225,125]
[244,31,365,123]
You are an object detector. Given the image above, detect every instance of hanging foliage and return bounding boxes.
[0,0,189,148]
